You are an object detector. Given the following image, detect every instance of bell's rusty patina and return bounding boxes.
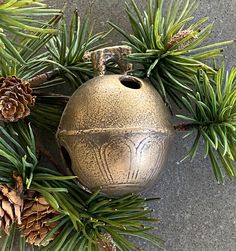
[57,74,174,196]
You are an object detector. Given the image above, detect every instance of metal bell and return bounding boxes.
[57,46,174,196]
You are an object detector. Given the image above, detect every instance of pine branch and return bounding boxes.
[1,121,38,188]
[37,9,108,90]
[0,1,61,67]
[177,66,236,182]
[29,69,61,88]
[0,9,108,132]
[29,94,68,132]
[36,134,62,171]
[0,121,163,250]
[0,1,60,33]
[174,123,197,131]
[0,14,66,132]
[0,14,62,77]
[109,0,234,108]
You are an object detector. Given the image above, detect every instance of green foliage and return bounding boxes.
[0,14,68,132]
[0,14,62,78]
[29,93,69,131]
[178,66,236,182]
[27,10,108,131]
[0,225,17,251]
[0,121,37,188]
[0,0,59,34]
[0,0,60,66]
[0,10,109,132]
[109,0,233,106]
[41,9,108,90]
[37,187,163,251]
[0,121,163,251]
[17,15,63,79]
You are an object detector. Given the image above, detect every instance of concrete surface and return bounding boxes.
[13,0,236,250]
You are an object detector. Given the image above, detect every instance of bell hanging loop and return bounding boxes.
[89,45,133,76]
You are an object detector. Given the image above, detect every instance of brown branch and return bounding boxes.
[37,142,62,171]
[174,123,197,131]
[34,130,63,171]
[32,92,70,103]
[28,69,61,88]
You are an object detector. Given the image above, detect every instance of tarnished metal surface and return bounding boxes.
[57,74,174,196]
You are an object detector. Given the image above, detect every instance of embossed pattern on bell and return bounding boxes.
[57,75,174,197]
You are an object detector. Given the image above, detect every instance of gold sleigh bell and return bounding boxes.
[56,46,174,197]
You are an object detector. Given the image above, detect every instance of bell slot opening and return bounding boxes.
[119,76,142,89]
[60,146,72,171]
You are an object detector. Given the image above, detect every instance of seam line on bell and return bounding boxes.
[57,127,174,136]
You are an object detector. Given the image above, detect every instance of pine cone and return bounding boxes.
[98,233,117,251]
[0,76,35,122]
[0,185,23,234]
[20,196,59,247]
[167,30,195,49]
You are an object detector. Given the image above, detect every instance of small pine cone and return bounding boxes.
[20,196,59,247]
[0,76,35,123]
[167,30,194,49]
[98,233,117,251]
[0,185,23,235]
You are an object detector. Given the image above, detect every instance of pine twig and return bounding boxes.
[37,142,62,171]
[32,92,70,102]
[174,123,197,131]
[29,69,61,87]
[35,130,63,171]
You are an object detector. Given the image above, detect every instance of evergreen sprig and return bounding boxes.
[109,0,233,106]
[0,121,163,251]
[0,121,37,188]
[0,14,62,78]
[41,9,108,90]
[14,10,109,131]
[29,93,69,131]
[0,0,60,34]
[0,14,68,132]
[0,0,60,66]
[177,66,236,182]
